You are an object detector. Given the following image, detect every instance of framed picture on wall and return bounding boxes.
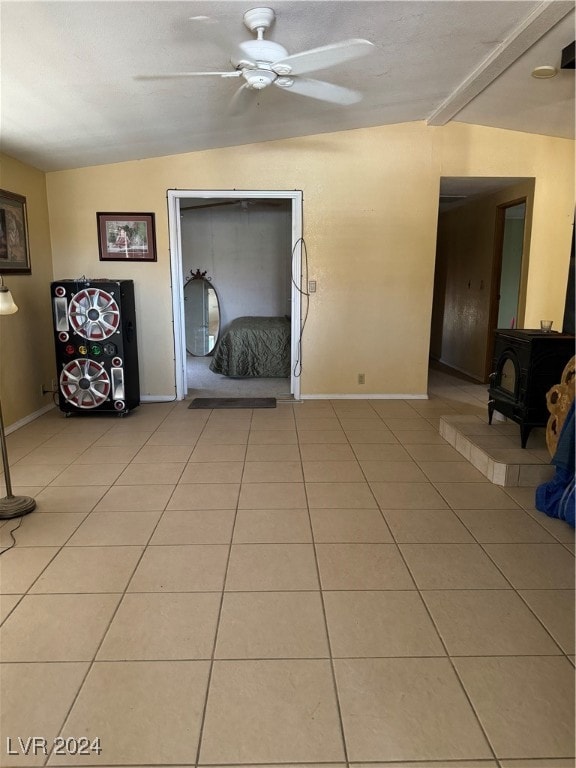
[0,189,31,274]
[97,212,157,262]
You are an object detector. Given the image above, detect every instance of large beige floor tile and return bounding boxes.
[359,460,428,482]
[383,417,436,432]
[72,446,140,464]
[245,444,301,461]
[189,443,247,462]
[316,543,415,590]
[296,417,342,431]
[243,461,304,483]
[94,484,174,511]
[115,462,185,485]
[0,594,120,661]
[524,509,576,543]
[297,429,348,444]
[352,761,498,768]
[335,657,491,761]
[199,660,345,762]
[483,543,575,589]
[324,591,444,657]
[239,482,307,509]
[454,508,556,543]
[150,509,235,544]
[310,508,393,542]
[30,546,143,593]
[215,591,329,658]
[0,662,89,767]
[370,482,448,509]
[92,430,152,448]
[0,547,59,593]
[300,444,357,461]
[248,429,299,445]
[419,461,488,482]
[400,543,510,589]
[198,428,249,444]
[33,485,109,512]
[343,429,397,444]
[422,590,562,655]
[435,482,521,509]
[0,512,86,547]
[49,463,127,486]
[168,482,240,510]
[132,445,194,463]
[384,508,475,543]
[179,461,244,483]
[15,447,85,465]
[233,509,311,543]
[66,510,161,546]
[97,592,220,660]
[225,543,318,590]
[392,430,448,444]
[4,464,69,487]
[303,461,364,482]
[0,594,21,624]
[405,444,468,462]
[454,656,575,758]
[306,482,377,509]
[352,444,412,461]
[49,660,210,765]
[128,545,228,591]
[519,590,575,653]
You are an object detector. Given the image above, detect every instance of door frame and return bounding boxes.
[485,196,528,379]
[167,189,303,400]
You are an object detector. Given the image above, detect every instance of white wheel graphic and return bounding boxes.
[60,359,111,409]
[68,288,120,340]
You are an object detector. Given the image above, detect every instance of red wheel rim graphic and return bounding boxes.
[60,359,111,409]
[68,288,120,340]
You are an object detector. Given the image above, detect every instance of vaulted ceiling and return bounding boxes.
[2,0,574,172]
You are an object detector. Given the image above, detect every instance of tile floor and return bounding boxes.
[0,369,574,767]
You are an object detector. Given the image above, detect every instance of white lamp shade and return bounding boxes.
[0,287,18,315]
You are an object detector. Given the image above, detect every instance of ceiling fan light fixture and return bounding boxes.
[244,68,276,89]
[531,64,558,79]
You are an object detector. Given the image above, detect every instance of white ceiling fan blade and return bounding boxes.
[275,78,362,105]
[135,71,242,81]
[228,83,256,116]
[271,39,374,76]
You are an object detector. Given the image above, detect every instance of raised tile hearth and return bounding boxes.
[439,414,555,487]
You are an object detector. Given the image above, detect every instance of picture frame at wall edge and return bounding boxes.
[0,189,32,274]
[97,212,157,262]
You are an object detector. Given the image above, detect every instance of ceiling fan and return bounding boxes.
[137,7,375,113]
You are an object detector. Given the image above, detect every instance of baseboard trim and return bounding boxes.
[4,403,56,435]
[140,395,178,403]
[301,394,429,400]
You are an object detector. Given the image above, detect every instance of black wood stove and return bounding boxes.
[488,329,575,448]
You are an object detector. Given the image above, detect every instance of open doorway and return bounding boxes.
[167,189,303,401]
[430,177,533,383]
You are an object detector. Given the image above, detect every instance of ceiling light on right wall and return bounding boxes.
[531,64,559,79]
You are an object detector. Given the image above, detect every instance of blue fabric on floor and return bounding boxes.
[535,401,575,527]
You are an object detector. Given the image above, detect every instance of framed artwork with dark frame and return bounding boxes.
[97,212,157,262]
[0,189,31,274]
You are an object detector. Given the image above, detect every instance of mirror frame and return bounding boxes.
[184,271,220,357]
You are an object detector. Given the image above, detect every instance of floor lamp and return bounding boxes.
[0,277,36,518]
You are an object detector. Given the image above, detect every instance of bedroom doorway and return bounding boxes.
[167,189,303,401]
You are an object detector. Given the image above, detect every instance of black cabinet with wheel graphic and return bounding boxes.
[51,279,140,415]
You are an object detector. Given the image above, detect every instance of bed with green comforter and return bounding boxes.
[209,316,291,377]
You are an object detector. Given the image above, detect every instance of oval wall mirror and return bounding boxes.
[184,275,220,356]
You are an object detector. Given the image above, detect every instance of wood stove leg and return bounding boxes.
[488,400,495,425]
[520,424,532,449]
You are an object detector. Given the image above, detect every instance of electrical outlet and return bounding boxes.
[51,378,58,391]
[308,280,317,293]
[358,373,365,384]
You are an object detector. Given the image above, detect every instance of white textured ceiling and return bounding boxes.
[1,0,574,172]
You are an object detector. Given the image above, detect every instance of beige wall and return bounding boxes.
[432,179,535,381]
[37,120,574,400]
[0,154,55,427]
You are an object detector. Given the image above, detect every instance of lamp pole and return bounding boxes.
[0,278,36,518]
